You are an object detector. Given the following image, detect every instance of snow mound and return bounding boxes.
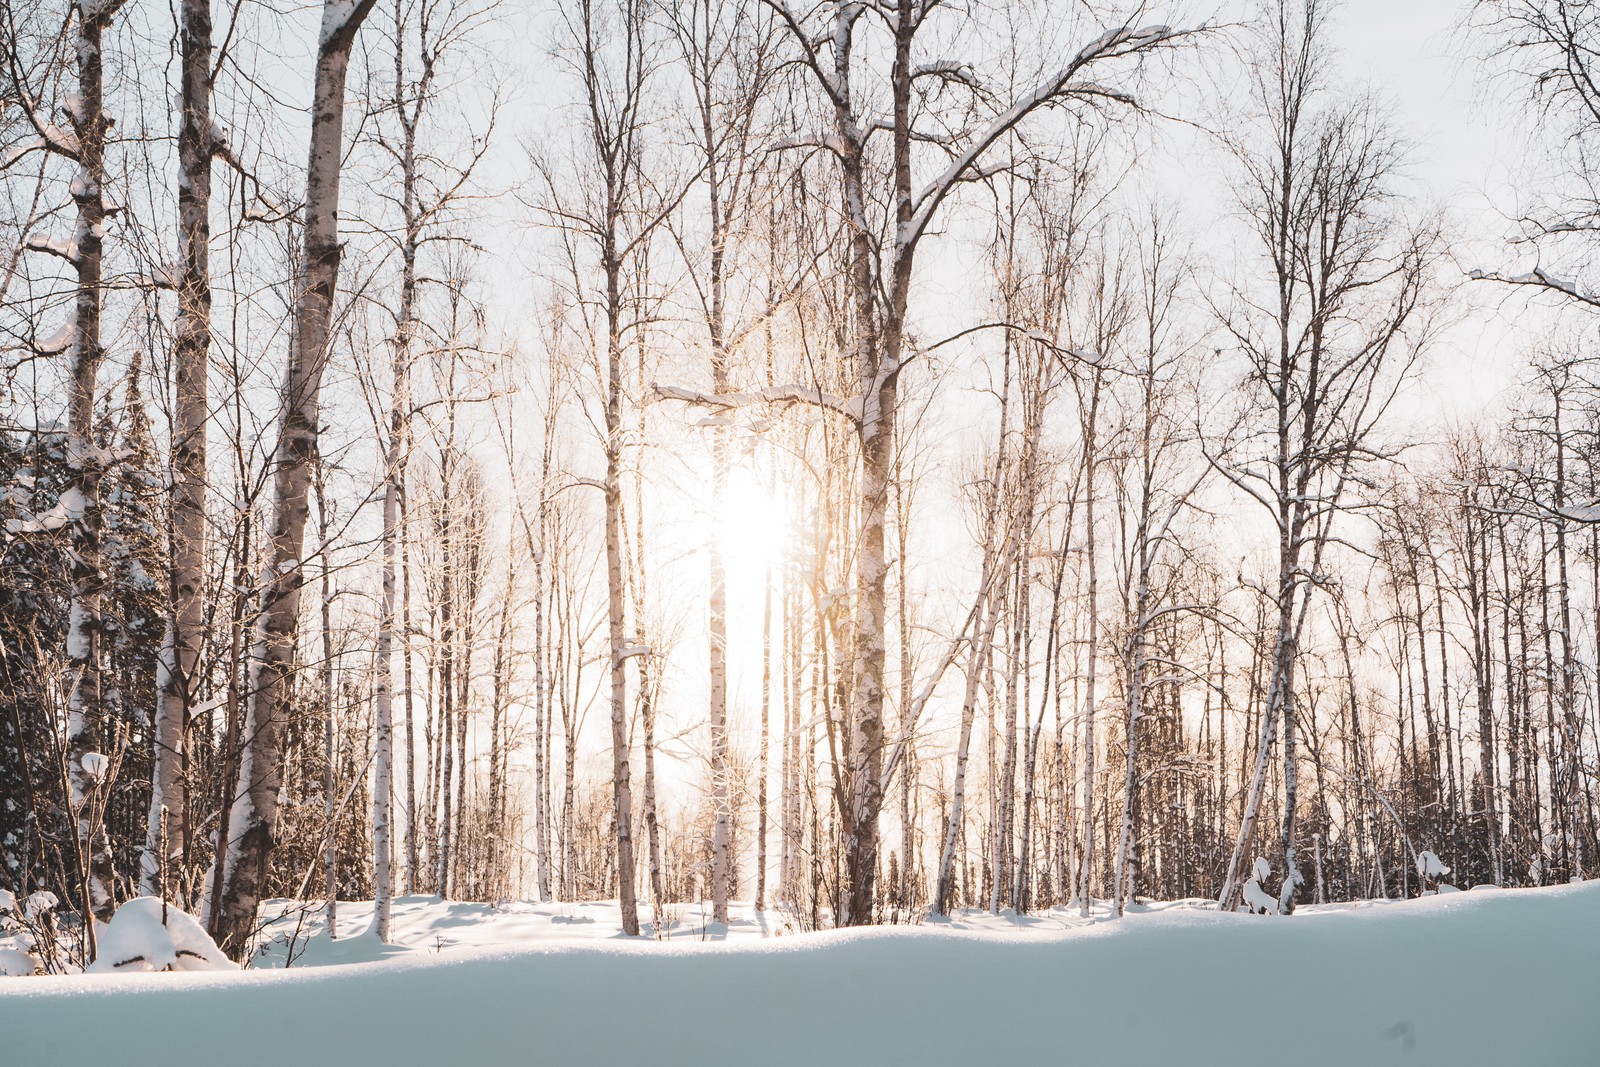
[2,883,1596,1065]
[85,897,237,974]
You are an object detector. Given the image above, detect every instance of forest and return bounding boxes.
[2,0,1600,983]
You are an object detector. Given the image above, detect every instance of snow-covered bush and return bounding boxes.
[1240,857,1279,915]
[0,889,42,974]
[24,890,58,920]
[86,897,237,973]
[0,886,68,975]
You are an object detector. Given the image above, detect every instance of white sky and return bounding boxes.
[1330,0,1561,422]
[548,0,1565,793]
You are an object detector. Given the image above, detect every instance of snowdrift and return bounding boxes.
[3,882,1596,1066]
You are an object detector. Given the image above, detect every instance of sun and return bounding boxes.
[713,465,791,575]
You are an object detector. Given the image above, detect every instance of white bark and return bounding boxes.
[57,0,127,929]
[214,0,377,958]
[144,0,212,901]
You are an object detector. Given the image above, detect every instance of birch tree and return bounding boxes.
[141,0,217,901]
[541,0,681,934]
[1212,0,1434,914]
[213,0,378,959]
[363,0,495,940]
[1107,214,1206,915]
[5,0,133,926]
[665,0,779,926]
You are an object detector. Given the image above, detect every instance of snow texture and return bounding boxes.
[7,488,85,536]
[31,322,75,356]
[2,883,1595,1065]
[0,947,38,977]
[22,232,78,263]
[1241,876,1279,915]
[318,0,367,47]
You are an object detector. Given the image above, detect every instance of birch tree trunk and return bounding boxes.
[1215,0,1429,914]
[55,0,128,927]
[603,238,639,933]
[214,0,377,959]
[367,0,429,938]
[317,467,339,937]
[1077,374,1102,917]
[371,429,398,935]
[145,0,213,899]
[756,570,772,912]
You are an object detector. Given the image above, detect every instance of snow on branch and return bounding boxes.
[911,60,984,93]
[772,132,848,157]
[79,0,134,21]
[1553,503,1600,523]
[1468,266,1600,309]
[318,0,378,51]
[1,137,46,170]
[1415,850,1451,881]
[29,322,75,356]
[1060,81,1136,105]
[3,125,80,167]
[23,232,79,264]
[7,487,85,535]
[128,262,181,291]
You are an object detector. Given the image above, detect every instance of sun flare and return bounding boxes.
[713,465,792,575]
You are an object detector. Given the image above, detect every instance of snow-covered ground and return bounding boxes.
[3,882,1597,1065]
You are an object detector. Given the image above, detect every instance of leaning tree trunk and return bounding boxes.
[1218,600,1294,911]
[933,617,996,916]
[214,0,377,960]
[145,0,212,900]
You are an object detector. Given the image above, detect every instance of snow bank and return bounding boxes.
[2,882,1596,1065]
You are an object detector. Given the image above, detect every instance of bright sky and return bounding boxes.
[672,0,1560,780]
[1333,0,1585,428]
[379,0,1571,808]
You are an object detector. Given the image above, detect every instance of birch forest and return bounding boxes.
[4,0,1600,977]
